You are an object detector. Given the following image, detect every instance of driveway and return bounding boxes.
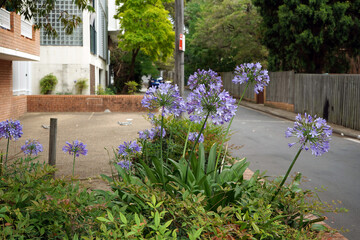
[1,112,151,180]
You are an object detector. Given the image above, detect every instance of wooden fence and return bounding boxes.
[222,71,360,131]
[294,74,360,131]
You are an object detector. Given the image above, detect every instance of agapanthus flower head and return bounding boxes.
[188,132,204,143]
[62,140,88,157]
[21,139,43,156]
[117,160,132,170]
[138,126,166,140]
[286,113,332,156]
[0,119,23,141]
[141,83,185,117]
[232,62,270,94]
[118,140,142,157]
[186,84,237,125]
[188,69,223,91]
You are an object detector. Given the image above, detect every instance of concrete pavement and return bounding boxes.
[1,112,152,181]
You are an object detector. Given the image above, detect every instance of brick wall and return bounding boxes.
[11,96,27,118]
[0,60,27,122]
[0,12,40,57]
[27,95,148,112]
[0,60,12,121]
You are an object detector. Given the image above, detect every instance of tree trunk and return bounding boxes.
[128,48,140,81]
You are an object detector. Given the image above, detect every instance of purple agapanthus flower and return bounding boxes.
[62,140,88,157]
[118,140,142,156]
[286,113,332,156]
[188,69,223,91]
[138,126,166,140]
[232,62,270,94]
[117,160,132,170]
[141,83,185,117]
[0,119,23,141]
[186,84,237,125]
[188,132,204,143]
[21,139,43,156]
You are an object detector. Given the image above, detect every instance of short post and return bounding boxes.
[48,118,57,178]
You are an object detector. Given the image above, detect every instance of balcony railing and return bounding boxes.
[0,8,11,30]
[21,18,33,39]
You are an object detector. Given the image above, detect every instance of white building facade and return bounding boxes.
[32,0,109,95]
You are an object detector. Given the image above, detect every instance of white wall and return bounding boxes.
[108,0,120,31]
[32,9,108,95]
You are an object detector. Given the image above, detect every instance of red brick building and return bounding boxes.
[0,9,40,121]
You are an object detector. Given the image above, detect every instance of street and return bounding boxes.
[229,105,360,239]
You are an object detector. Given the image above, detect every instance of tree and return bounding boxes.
[253,0,360,73]
[115,0,174,81]
[110,48,160,93]
[1,0,94,36]
[184,0,267,78]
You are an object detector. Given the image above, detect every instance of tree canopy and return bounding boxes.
[253,0,360,73]
[184,0,267,78]
[1,0,94,36]
[115,0,174,80]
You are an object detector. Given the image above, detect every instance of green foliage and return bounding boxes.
[0,142,342,239]
[2,0,94,37]
[0,158,108,239]
[125,81,139,94]
[253,0,360,73]
[75,78,88,95]
[56,91,73,95]
[96,85,115,95]
[184,0,267,78]
[115,0,174,62]
[115,0,174,81]
[141,116,231,162]
[110,48,159,93]
[103,162,337,239]
[39,73,58,94]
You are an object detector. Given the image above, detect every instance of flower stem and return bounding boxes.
[5,138,10,165]
[185,112,210,184]
[72,154,76,179]
[160,110,164,161]
[0,153,3,176]
[271,146,303,201]
[214,82,250,177]
[182,122,193,159]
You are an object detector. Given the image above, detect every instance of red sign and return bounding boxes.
[179,34,185,51]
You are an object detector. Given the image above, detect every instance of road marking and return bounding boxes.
[88,112,95,120]
[344,138,360,144]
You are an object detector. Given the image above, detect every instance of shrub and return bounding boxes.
[96,85,115,95]
[75,78,88,94]
[125,81,139,94]
[0,158,108,239]
[39,73,58,94]
[102,167,337,239]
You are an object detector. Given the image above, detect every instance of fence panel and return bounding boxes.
[266,71,294,104]
[294,74,360,130]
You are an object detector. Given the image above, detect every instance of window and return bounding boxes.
[38,0,83,46]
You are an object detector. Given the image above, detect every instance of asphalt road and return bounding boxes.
[229,105,360,239]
